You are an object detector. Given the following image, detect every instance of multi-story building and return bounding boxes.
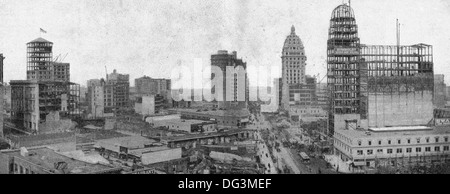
[327,4,434,134]
[10,38,80,133]
[361,44,434,128]
[327,3,439,171]
[134,76,171,108]
[334,127,450,169]
[26,38,53,81]
[210,50,248,110]
[105,69,130,110]
[86,79,111,118]
[327,4,364,134]
[135,76,171,96]
[0,147,122,174]
[281,26,307,110]
[10,80,80,132]
[288,75,317,107]
[316,83,329,111]
[434,74,447,108]
[51,62,70,82]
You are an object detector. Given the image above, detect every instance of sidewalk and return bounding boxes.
[324,154,353,174]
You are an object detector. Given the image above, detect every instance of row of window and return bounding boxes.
[356,146,450,156]
[13,163,37,174]
[357,136,450,147]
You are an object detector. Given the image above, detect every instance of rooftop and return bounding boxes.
[96,136,156,149]
[369,126,432,132]
[28,37,53,44]
[170,108,250,118]
[2,147,119,174]
[156,119,215,125]
[336,126,450,139]
[159,128,254,142]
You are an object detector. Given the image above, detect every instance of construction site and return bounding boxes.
[327,3,435,132]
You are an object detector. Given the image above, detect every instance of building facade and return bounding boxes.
[281,26,307,110]
[86,79,112,118]
[361,44,434,128]
[210,50,248,110]
[10,38,80,133]
[334,127,450,168]
[105,69,130,110]
[10,80,80,132]
[26,38,53,81]
[134,76,171,108]
[327,4,364,135]
[327,4,434,134]
[434,74,447,108]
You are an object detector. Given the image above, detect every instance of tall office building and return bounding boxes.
[210,50,248,110]
[361,44,434,128]
[105,69,130,110]
[281,26,307,110]
[134,76,171,108]
[327,4,434,134]
[27,38,53,81]
[327,4,365,134]
[10,38,80,133]
[86,79,107,118]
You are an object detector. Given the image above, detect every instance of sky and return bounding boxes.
[1,0,450,87]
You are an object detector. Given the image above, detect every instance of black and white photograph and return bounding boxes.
[1,0,450,183]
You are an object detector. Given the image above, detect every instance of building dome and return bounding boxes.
[331,4,355,20]
[282,25,305,55]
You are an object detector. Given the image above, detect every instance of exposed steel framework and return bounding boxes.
[27,38,53,81]
[327,4,364,134]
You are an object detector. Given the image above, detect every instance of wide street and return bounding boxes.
[252,113,338,174]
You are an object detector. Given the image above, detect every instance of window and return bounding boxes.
[426,138,430,143]
[387,149,393,154]
[397,139,401,144]
[417,138,421,144]
[444,146,449,151]
[445,137,449,142]
[358,140,362,146]
[425,147,431,152]
[388,140,391,145]
[14,164,18,173]
[416,147,422,152]
[407,139,411,144]
[367,150,373,155]
[378,140,382,145]
[435,146,440,152]
[377,149,383,154]
[368,141,372,146]
[406,148,412,153]
[396,148,402,153]
[19,166,23,174]
[357,150,363,155]
[435,137,439,143]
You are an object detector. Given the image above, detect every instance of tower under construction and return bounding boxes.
[327,4,434,135]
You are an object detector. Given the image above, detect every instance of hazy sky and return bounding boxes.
[1,0,450,86]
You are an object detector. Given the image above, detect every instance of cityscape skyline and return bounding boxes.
[1,0,450,87]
